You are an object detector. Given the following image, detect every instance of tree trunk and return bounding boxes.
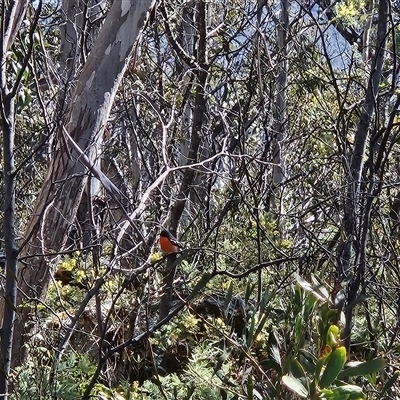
[338,0,388,278]
[270,0,289,214]
[11,0,154,368]
[0,1,32,397]
[339,0,388,349]
[0,97,17,400]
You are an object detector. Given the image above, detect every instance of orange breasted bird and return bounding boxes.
[159,229,184,254]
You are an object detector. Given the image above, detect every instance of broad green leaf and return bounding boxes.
[319,346,347,388]
[296,275,326,301]
[338,358,387,379]
[320,389,357,399]
[281,375,308,398]
[331,385,364,396]
[316,345,333,383]
[290,358,306,379]
[299,350,316,374]
[319,388,334,398]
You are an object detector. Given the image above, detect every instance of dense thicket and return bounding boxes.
[1,0,400,398]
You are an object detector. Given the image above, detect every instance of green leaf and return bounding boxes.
[187,273,212,301]
[338,358,387,379]
[294,284,302,309]
[4,296,18,312]
[304,292,318,318]
[290,358,306,379]
[316,346,333,383]
[253,313,268,339]
[281,375,308,398]
[319,346,347,388]
[244,281,255,305]
[326,325,340,348]
[246,375,253,399]
[320,389,353,399]
[294,315,303,344]
[319,388,334,398]
[259,289,275,313]
[331,385,364,396]
[299,350,316,374]
[295,275,326,301]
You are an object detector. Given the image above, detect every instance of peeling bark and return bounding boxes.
[11,0,154,368]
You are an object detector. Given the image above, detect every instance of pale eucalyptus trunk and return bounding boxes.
[270,0,289,214]
[11,0,154,367]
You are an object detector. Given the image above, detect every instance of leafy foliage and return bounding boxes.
[1,0,400,399]
[12,351,97,399]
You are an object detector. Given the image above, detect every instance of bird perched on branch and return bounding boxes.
[159,229,184,254]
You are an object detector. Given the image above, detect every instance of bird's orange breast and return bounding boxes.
[160,235,179,253]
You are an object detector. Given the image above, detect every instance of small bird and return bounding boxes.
[159,229,184,254]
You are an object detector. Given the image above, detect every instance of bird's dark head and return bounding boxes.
[160,230,169,237]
